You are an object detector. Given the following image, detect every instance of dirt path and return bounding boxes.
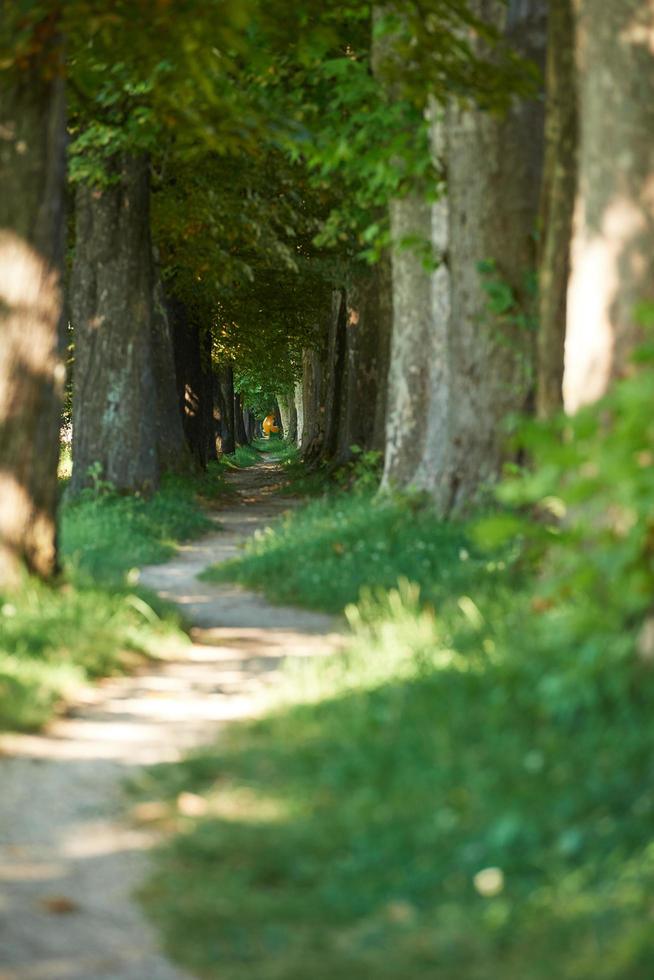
[0,460,341,980]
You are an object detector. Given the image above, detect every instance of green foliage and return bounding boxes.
[478,258,538,332]
[475,352,654,710]
[334,445,384,493]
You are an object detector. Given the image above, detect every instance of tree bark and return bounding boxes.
[216,364,236,454]
[335,262,392,465]
[381,1,546,509]
[537,0,577,417]
[169,298,208,469]
[294,379,305,447]
[371,253,393,455]
[244,408,256,442]
[438,0,546,511]
[322,289,348,460]
[0,27,66,584]
[200,326,217,463]
[287,392,298,444]
[564,0,654,411]
[152,264,193,472]
[301,345,327,464]
[380,193,434,490]
[234,391,248,445]
[70,155,159,495]
[277,392,292,440]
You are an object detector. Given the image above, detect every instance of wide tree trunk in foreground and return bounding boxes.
[438,0,546,511]
[537,0,577,417]
[380,0,546,510]
[0,27,66,584]
[71,155,159,494]
[564,0,654,411]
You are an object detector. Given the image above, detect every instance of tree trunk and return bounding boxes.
[287,393,298,444]
[70,155,159,495]
[438,1,546,511]
[169,298,207,469]
[371,252,393,455]
[321,289,348,461]
[152,264,193,472]
[537,0,577,417]
[335,261,392,466]
[379,193,434,491]
[215,364,235,454]
[277,392,292,440]
[294,379,304,447]
[0,28,66,584]
[201,327,217,464]
[564,0,654,411]
[244,408,256,442]
[234,391,248,445]
[301,345,327,463]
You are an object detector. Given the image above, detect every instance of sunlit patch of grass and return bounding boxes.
[0,577,185,730]
[0,465,226,731]
[203,491,501,614]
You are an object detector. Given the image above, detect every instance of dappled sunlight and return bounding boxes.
[565,195,643,411]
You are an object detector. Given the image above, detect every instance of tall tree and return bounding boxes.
[378,1,546,510]
[564,0,654,411]
[70,155,160,494]
[434,0,546,511]
[151,263,193,472]
[0,15,67,584]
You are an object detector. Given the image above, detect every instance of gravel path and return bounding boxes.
[0,461,341,980]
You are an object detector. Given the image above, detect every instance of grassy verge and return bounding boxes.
[139,473,654,978]
[203,491,500,614]
[0,462,226,731]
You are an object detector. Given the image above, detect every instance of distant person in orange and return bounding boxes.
[262,414,279,438]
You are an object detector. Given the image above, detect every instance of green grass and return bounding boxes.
[61,467,220,584]
[139,483,654,979]
[203,491,501,614]
[0,462,226,731]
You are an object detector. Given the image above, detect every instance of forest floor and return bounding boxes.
[0,460,342,980]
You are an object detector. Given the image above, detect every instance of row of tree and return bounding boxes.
[1,0,652,588]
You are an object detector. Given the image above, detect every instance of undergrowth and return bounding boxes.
[0,462,226,731]
[140,364,654,978]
